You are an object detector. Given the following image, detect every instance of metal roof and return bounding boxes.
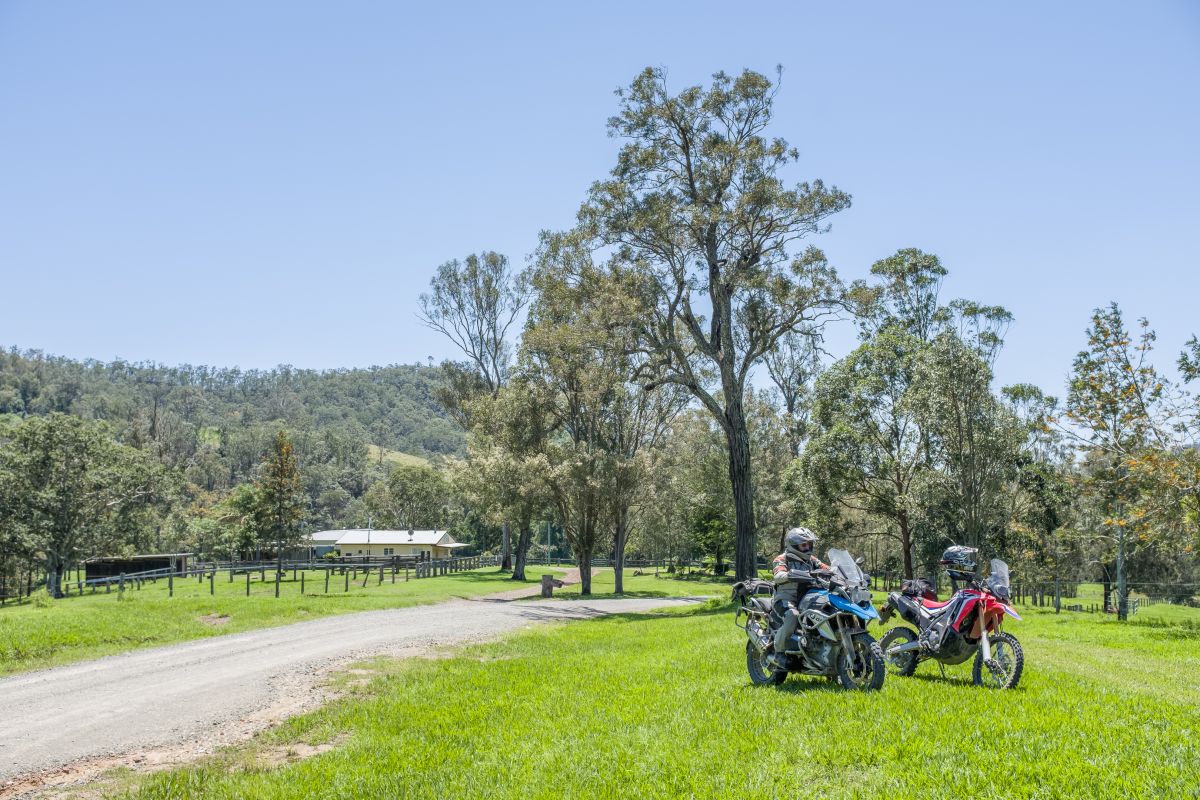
[312,529,460,547]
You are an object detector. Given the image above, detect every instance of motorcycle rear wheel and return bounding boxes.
[836,631,885,691]
[746,640,786,686]
[879,627,919,677]
[972,632,1023,689]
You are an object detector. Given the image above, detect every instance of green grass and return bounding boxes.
[365,444,430,468]
[552,567,732,599]
[0,565,568,676]
[111,597,1200,800]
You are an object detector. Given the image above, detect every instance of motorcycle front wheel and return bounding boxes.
[836,631,885,691]
[972,632,1024,689]
[745,640,786,686]
[879,626,919,677]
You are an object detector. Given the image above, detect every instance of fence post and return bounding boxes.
[379,565,384,585]
[301,573,305,594]
[246,572,250,597]
[345,571,349,592]
[210,569,215,595]
[168,573,173,598]
[274,569,280,598]
[325,571,330,593]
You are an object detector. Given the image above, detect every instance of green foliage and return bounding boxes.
[0,413,170,596]
[418,252,529,395]
[253,430,305,555]
[575,67,850,580]
[363,463,450,531]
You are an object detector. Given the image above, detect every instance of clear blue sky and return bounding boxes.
[2,1,1198,399]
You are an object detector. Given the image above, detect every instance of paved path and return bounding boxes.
[0,596,701,789]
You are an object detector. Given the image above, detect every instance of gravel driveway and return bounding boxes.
[0,596,702,790]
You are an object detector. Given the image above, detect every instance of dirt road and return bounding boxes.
[0,596,700,789]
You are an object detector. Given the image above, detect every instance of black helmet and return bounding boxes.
[784,527,818,559]
[939,545,978,581]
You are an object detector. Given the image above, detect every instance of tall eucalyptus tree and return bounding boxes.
[578,68,850,580]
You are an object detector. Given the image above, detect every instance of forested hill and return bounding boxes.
[0,348,463,463]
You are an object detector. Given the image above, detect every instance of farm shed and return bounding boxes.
[85,553,192,579]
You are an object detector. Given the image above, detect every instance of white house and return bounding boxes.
[309,529,469,560]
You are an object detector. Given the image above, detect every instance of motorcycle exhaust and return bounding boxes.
[885,640,920,656]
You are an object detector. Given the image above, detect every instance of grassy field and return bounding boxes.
[0,565,572,676]
[0,565,728,677]
[365,444,430,468]
[98,593,1199,800]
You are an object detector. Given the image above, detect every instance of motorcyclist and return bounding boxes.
[767,527,831,669]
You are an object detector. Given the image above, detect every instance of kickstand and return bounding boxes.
[938,663,947,680]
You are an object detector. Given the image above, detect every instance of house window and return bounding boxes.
[383,548,393,556]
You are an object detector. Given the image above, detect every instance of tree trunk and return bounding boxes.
[613,506,628,594]
[578,547,593,595]
[1101,574,1112,613]
[725,414,757,582]
[501,520,512,571]
[1116,534,1128,622]
[512,523,533,581]
[45,553,64,599]
[898,514,914,579]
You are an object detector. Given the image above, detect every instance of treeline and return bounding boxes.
[0,350,463,463]
[0,351,482,597]
[0,350,464,527]
[417,68,1199,608]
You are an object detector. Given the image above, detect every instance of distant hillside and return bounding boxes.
[0,348,463,531]
[0,348,463,460]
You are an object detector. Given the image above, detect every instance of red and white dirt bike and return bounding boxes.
[877,559,1024,689]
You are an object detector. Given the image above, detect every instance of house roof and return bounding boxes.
[312,529,461,547]
[309,531,345,544]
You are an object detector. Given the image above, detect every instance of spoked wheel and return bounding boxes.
[836,632,885,691]
[972,632,1024,689]
[746,640,786,686]
[879,627,919,677]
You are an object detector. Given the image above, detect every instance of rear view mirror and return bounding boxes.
[855,556,865,566]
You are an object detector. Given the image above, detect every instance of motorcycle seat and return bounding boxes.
[920,598,953,609]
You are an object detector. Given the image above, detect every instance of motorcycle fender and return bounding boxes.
[828,593,878,621]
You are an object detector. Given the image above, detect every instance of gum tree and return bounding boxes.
[0,413,166,597]
[579,67,850,580]
[418,251,530,570]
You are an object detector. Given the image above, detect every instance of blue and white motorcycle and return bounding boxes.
[734,549,885,690]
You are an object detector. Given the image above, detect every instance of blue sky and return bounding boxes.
[1,1,1198,399]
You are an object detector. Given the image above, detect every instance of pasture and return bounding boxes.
[0,565,569,676]
[87,589,1199,800]
[0,566,731,677]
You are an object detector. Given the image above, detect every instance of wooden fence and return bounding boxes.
[1,554,501,604]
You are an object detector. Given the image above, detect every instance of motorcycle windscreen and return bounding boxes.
[827,548,865,587]
[985,559,1012,601]
[827,592,878,620]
